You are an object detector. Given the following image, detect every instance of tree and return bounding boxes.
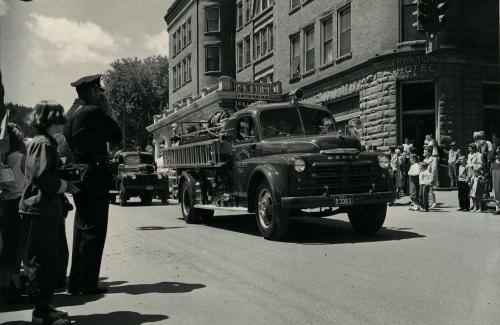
[5,102,35,137]
[102,55,169,151]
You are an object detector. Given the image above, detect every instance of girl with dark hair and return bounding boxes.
[19,100,71,325]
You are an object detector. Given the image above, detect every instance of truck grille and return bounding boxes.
[305,162,378,194]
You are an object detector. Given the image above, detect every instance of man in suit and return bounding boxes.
[64,75,122,295]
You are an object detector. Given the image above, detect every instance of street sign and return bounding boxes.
[425,32,439,54]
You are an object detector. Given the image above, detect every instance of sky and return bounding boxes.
[0,0,173,109]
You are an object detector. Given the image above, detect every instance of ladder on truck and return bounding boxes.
[164,139,225,169]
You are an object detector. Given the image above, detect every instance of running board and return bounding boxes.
[194,204,248,212]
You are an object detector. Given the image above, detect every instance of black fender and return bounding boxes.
[247,164,287,213]
[177,171,197,204]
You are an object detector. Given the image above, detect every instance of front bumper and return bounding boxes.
[280,191,394,209]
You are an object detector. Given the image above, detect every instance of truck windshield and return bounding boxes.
[260,106,336,138]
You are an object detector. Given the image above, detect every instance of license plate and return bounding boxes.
[333,195,353,206]
[146,186,154,190]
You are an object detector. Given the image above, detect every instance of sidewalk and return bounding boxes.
[393,190,497,213]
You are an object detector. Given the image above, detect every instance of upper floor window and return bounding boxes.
[206,46,221,72]
[182,23,187,47]
[338,5,351,57]
[253,23,273,61]
[172,66,177,89]
[261,0,270,11]
[245,0,250,22]
[206,7,220,32]
[187,55,192,81]
[290,33,301,78]
[177,29,182,53]
[401,0,424,42]
[182,58,187,84]
[290,0,300,11]
[245,36,251,65]
[237,41,244,69]
[321,17,333,64]
[304,26,315,72]
[237,2,243,29]
[187,18,192,43]
[173,33,177,55]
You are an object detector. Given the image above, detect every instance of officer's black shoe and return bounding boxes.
[32,305,70,325]
[68,286,107,296]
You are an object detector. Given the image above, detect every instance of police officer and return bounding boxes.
[64,74,122,295]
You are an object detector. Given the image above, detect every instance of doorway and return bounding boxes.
[400,81,436,156]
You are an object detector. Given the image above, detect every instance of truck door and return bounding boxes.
[232,114,257,202]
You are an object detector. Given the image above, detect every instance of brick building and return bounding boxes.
[165,0,236,109]
[235,0,500,151]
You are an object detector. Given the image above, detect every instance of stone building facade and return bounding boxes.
[166,0,236,109]
[235,0,500,151]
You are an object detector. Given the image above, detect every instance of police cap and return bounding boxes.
[70,74,103,90]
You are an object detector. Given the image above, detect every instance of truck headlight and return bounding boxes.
[157,174,163,179]
[131,174,137,180]
[293,158,306,173]
[378,155,390,169]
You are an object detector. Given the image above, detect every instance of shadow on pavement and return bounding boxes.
[106,281,206,295]
[71,311,168,324]
[1,311,168,325]
[136,226,185,230]
[206,214,425,245]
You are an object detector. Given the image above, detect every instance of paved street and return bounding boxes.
[1,191,500,325]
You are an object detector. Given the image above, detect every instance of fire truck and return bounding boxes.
[164,91,394,240]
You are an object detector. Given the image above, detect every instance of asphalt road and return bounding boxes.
[2,191,500,325]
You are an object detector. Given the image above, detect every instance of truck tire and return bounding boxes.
[180,181,201,224]
[255,181,289,240]
[119,183,128,207]
[109,194,116,205]
[141,192,153,205]
[347,203,387,234]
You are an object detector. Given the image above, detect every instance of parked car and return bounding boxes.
[109,151,169,206]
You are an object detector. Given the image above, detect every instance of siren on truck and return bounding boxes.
[288,88,304,103]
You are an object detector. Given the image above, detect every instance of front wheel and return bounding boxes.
[347,204,387,234]
[140,192,153,205]
[180,181,204,224]
[255,181,289,240]
[158,191,169,205]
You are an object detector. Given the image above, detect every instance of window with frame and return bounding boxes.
[253,0,261,16]
[182,58,187,84]
[245,0,250,22]
[206,46,220,72]
[321,17,333,64]
[187,55,192,81]
[304,26,315,72]
[401,0,424,42]
[172,66,177,88]
[177,29,181,53]
[290,0,300,11]
[262,27,268,54]
[237,41,244,69]
[261,0,270,11]
[237,2,243,28]
[245,36,251,65]
[187,18,192,43]
[268,24,273,51]
[173,33,177,55]
[206,7,220,32]
[182,23,187,47]
[338,5,351,57]
[290,34,301,77]
[177,63,181,87]
[253,33,261,59]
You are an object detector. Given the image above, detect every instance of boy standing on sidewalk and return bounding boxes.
[418,162,432,212]
[457,155,471,211]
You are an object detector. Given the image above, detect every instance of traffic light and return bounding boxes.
[412,0,434,31]
[435,0,449,31]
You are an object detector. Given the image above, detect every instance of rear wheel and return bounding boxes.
[255,181,289,240]
[140,192,153,205]
[347,204,387,234]
[119,183,128,207]
[180,181,201,224]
